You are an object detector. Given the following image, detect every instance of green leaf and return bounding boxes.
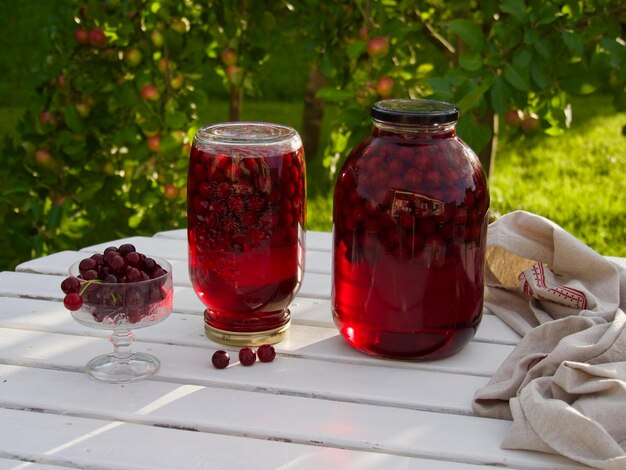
[586,16,608,37]
[479,0,498,18]
[58,131,75,147]
[315,87,353,102]
[512,48,532,68]
[536,4,560,25]
[562,31,583,56]
[160,135,179,154]
[456,79,493,113]
[164,29,183,50]
[62,142,86,157]
[338,107,367,129]
[503,64,529,91]
[75,179,104,203]
[544,126,564,136]
[165,111,186,129]
[261,11,276,29]
[562,74,598,95]
[192,89,209,105]
[490,76,512,114]
[524,29,540,45]
[63,106,84,132]
[600,38,626,68]
[26,198,43,220]
[604,17,622,39]
[426,77,453,101]
[47,204,62,231]
[112,127,138,147]
[446,19,485,50]
[613,87,626,111]
[346,40,366,60]
[501,0,527,23]
[459,52,483,72]
[456,114,492,153]
[128,213,142,229]
[561,3,582,19]
[205,40,219,59]
[530,57,550,89]
[319,53,334,78]
[491,21,523,50]
[534,37,552,58]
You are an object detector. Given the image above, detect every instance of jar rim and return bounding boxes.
[371,99,459,125]
[194,121,299,147]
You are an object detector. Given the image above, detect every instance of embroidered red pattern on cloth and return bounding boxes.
[518,262,588,310]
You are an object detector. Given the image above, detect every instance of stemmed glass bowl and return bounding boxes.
[68,257,173,383]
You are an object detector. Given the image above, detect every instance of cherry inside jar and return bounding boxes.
[332,99,489,360]
[187,122,305,346]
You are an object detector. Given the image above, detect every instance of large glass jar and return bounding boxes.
[187,122,306,346]
[332,99,489,360]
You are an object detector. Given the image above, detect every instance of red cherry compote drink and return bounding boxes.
[332,99,489,360]
[187,123,305,346]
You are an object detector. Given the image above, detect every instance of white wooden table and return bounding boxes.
[0,230,605,469]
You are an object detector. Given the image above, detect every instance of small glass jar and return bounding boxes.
[187,122,306,346]
[332,99,489,360]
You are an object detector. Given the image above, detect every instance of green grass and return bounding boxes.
[490,95,626,257]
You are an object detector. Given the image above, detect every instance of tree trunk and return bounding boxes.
[300,62,327,161]
[229,85,242,121]
[478,110,498,178]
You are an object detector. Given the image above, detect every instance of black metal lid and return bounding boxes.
[371,99,459,125]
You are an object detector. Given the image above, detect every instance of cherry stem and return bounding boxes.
[78,278,102,296]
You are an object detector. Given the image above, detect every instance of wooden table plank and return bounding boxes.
[0,366,585,469]
[0,270,521,348]
[3,230,609,469]
[0,408,470,470]
[0,293,515,379]
[8,258,523,346]
[0,327,490,414]
[0,459,68,469]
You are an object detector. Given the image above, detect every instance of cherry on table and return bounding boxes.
[238,347,256,366]
[211,350,230,369]
[257,344,276,363]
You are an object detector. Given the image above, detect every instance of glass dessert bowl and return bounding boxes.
[67,255,173,383]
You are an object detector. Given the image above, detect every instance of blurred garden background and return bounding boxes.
[1,0,625,271]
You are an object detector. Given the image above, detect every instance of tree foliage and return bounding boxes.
[310,0,626,174]
[1,0,625,270]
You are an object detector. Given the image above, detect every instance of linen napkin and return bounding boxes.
[472,210,626,469]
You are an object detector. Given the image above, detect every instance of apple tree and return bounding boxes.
[205,1,289,120]
[1,0,625,270]
[309,0,626,177]
[0,0,216,269]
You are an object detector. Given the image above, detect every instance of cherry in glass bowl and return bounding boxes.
[67,257,173,383]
